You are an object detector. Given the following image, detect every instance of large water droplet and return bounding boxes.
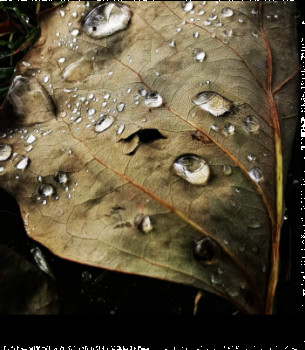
[134,214,153,234]
[144,91,163,108]
[182,1,193,12]
[82,3,131,39]
[243,115,260,133]
[192,91,232,117]
[173,154,210,185]
[95,115,115,133]
[16,157,29,170]
[221,7,234,18]
[193,48,206,62]
[194,237,218,265]
[116,102,125,113]
[54,171,69,184]
[222,123,235,136]
[39,184,55,197]
[0,143,12,161]
[249,167,263,182]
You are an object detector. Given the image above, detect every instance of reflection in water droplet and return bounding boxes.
[173,154,210,185]
[243,115,259,133]
[222,123,235,136]
[193,91,232,117]
[144,91,163,108]
[0,143,12,161]
[193,48,206,62]
[182,1,193,12]
[95,115,115,133]
[194,237,218,265]
[39,184,55,197]
[249,167,263,182]
[135,214,153,234]
[222,165,232,176]
[116,102,125,113]
[221,7,234,18]
[82,3,131,38]
[16,157,29,170]
[54,171,69,184]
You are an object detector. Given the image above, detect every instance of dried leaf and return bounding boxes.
[0,2,299,314]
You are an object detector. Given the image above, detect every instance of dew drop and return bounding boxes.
[251,30,258,38]
[239,281,247,290]
[116,102,125,113]
[249,167,263,182]
[43,76,49,83]
[194,237,218,265]
[95,115,115,133]
[204,20,211,26]
[144,91,163,108]
[104,93,110,100]
[247,153,256,162]
[193,31,199,38]
[134,214,153,234]
[55,171,69,184]
[208,14,218,21]
[176,27,182,33]
[193,48,206,62]
[70,29,80,37]
[221,7,234,18]
[0,143,12,161]
[222,165,232,176]
[0,166,4,173]
[59,10,65,17]
[82,3,131,39]
[243,115,260,133]
[173,154,210,185]
[87,108,96,116]
[116,123,125,135]
[210,274,220,285]
[16,157,29,170]
[248,219,261,229]
[138,87,147,97]
[222,123,235,136]
[227,287,239,297]
[182,1,193,12]
[22,61,31,67]
[58,57,66,63]
[39,184,55,197]
[251,8,258,15]
[26,134,36,144]
[192,91,232,117]
[169,39,176,47]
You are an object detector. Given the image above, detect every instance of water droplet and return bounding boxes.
[22,61,31,67]
[193,91,232,117]
[59,10,65,17]
[251,30,258,38]
[95,115,115,133]
[227,287,239,297]
[198,10,205,15]
[221,7,234,18]
[58,57,66,63]
[176,27,182,33]
[193,48,206,62]
[87,108,96,116]
[82,3,131,38]
[104,93,110,100]
[0,166,4,173]
[70,29,80,36]
[16,157,29,170]
[144,91,163,108]
[239,281,247,290]
[116,123,125,135]
[116,102,125,113]
[238,242,246,252]
[243,115,260,133]
[182,1,193,12]
[26,134,36,144]
[208,14,218,21]
[210,274,220,285]
[173,154,210,185]
[204,20,211,26]
[211,124,218,131]
[39,184,55,197]
[108,71,113,76]
[194,237,218,265]
[222,123,235,136]
[247,153,256,162]
[71,11,78,18]
[0,143,12,161]
[193,31,199,38]
[134,214,153,234]
[169,39,176,47]
[248,219,261,229]
[223,29,233,37]
[249,167,263,182]
[238,18,244,23]
[251,8,258,15]
[37,175,42,183]
[54,171,69,185]
[222,165,232,176]
[43,76,49,83]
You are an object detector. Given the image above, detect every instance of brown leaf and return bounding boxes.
[0,2,299,314]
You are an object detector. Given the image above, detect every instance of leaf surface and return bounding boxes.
[0,1,299,314]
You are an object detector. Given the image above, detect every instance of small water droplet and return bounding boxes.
[22,61,31,67]
[210,274,220,285]
[243,115,260,133]
[193,31,199,38]
[251,8,258,15]
[70,28,80,36]
[238,242,246,252]
[204,20,211,26]
[104,93,110,100]
[251,30,258,38]
[227,287,239,297]
[16,157,29,170]
[26,134,36,145]
[239,281,247,290]
[95,115,115,133]
[223,29,233,37]
[54,171,69,185]
[144,91,163,108]
[71,11,78,18]
[194,237,218,265]
[222,123,235,136]
[249,167,263,182]
[58,57,66,63]
[42,76,49,83]
[211,124,218,131]
[134,214,153,234]
[59,10,65,17]
[87,108,96,116]
[182,1,193,12]
[108,71,113,76]
[248,219,261,229]
[222,165,232,176]
[193,91,232,117]
[238,18,244,23]
[116,102,125,113]
[39,184,55,197]
[173,154,210,185]
[221,7,234,18]
[116,123,125,135]
[82,3,131,39]
[176,27,182,33]
[0,143,12,161]
[169,39,176,47]
[208,14,218,21]
[193,48,206,62]
[247,153,256,162]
